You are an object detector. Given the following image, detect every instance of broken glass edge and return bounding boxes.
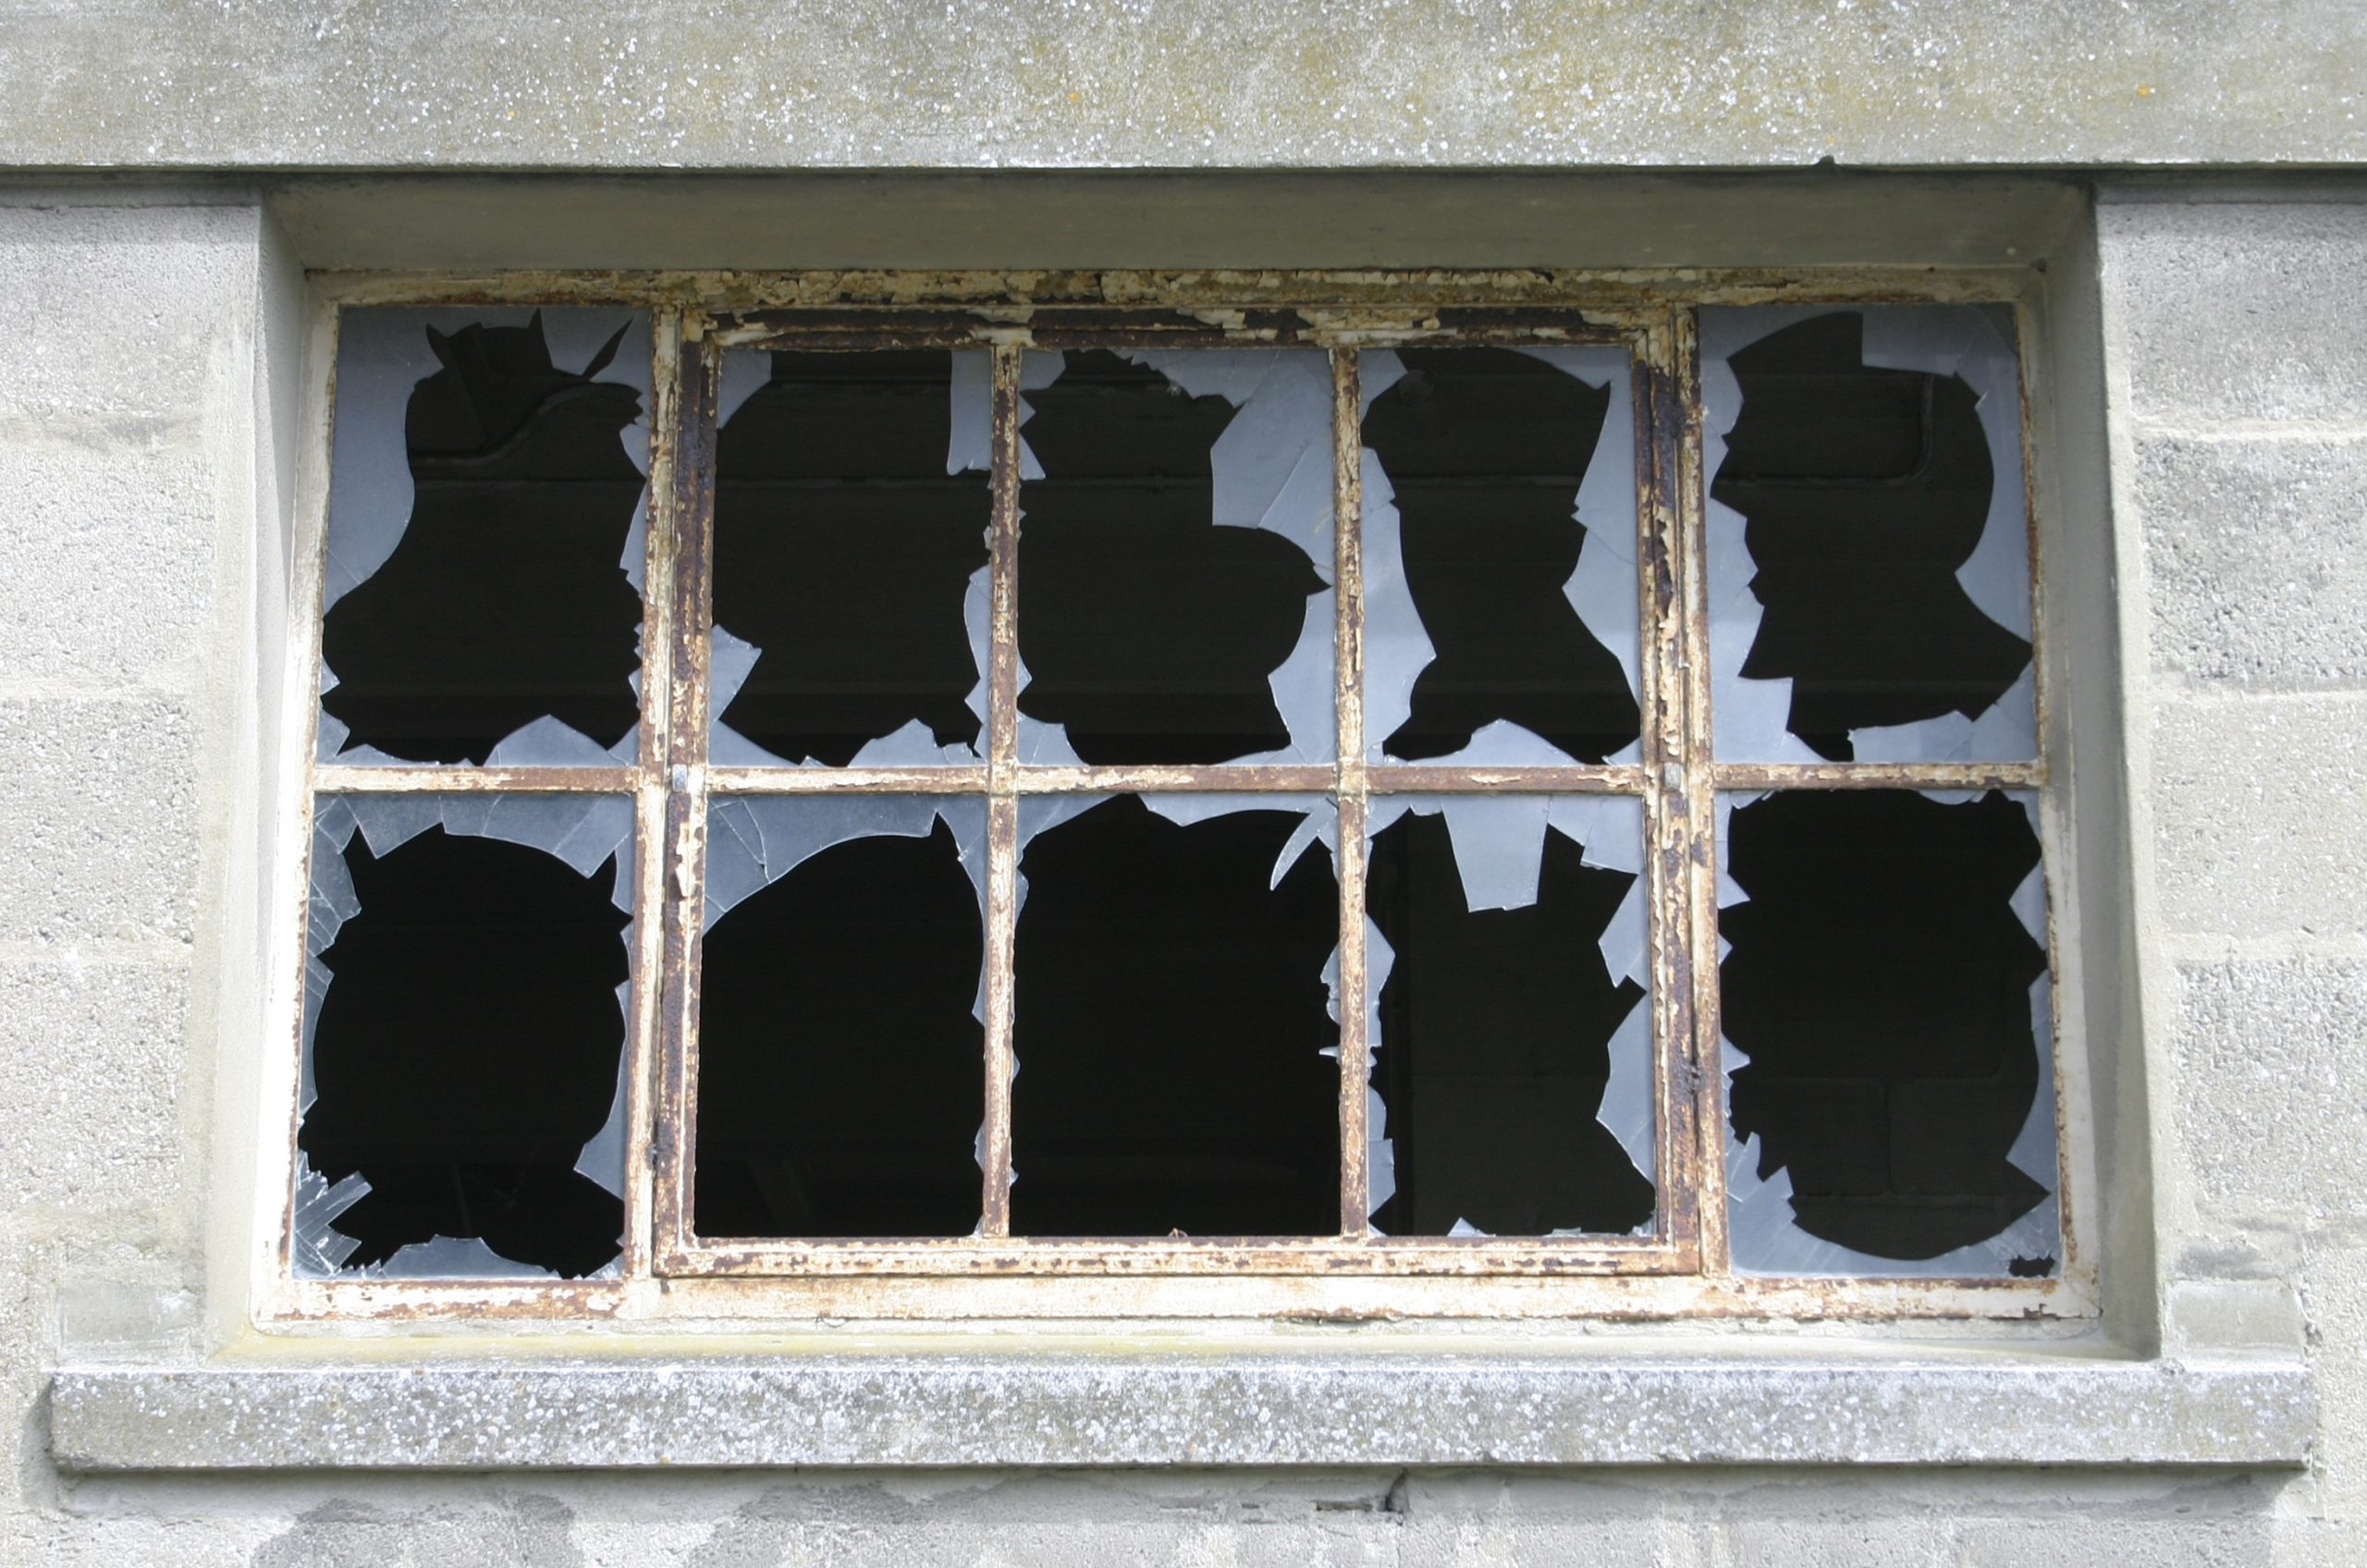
[1362,349,1640,766]
[296,789,639,1280]
[1016,348,1338,767]
[317,306,654,767]
[1699,303,2037,764]
[1714,785,2062,1278]
[1361,792,1656,1229]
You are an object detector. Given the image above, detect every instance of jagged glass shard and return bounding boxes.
[708,349,993,768]
[1719,788,2060,1276]
[693,797,987,1238]
[1014,349,1334,766]
[294,792,636,1280]
[1009,793,1340,1235]
[1361,346,1642,767]
[317,308,650,767]
[1362,794,1653,1235]
[1702,305,2037,764]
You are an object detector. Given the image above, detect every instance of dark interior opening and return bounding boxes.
[713,349,992,766]
[1711,312,2033,760]
[320,312,646,765]
[1010,796,1341,1235]
[1366,811,1655,1235]
[1721,789,2052,1263]
[1016,351,1326,765]
[693,816,987,1238]
[300,824,632,1277]
[1361,347,1641,764]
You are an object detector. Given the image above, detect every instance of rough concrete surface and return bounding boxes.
[0,1,2361,172]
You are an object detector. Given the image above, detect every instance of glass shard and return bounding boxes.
[1361,346,1641,766]
[1010,794,1340,1235]
[1720,789,2059,1274]
[1703,306,2036,763]
[318,309,649,766]
[296,793,635,1279]
[709,349,993,767]
[1364,796,1654,1236]
[694,797,987,1238]
[1015,349,1331,766]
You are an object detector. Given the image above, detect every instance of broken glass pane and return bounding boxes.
[1363,794,1653,1236]
[709,350,993,768]
[1014,349,1335,766]
[1361,346,1642,766]
[296,791,636,1279]
[1702,306,2037,763]
[317,308,650,766]
[1010,793,1340,1235]
[693,796,987,1237]
[1719,788,2060,1275]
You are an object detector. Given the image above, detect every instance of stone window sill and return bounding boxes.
[49,1350,2312,1471]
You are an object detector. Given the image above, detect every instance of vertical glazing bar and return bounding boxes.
[619,305,685,1278]
[1331,349,1371,1238]
[978,344,1024,1238]
[1667,304,1730,1275]
[650,323,718,1267]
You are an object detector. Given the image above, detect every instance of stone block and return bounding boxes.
[2149,693,2367,939]
[2102,201,2367,426]
[0,203,253,432]
[0,957,190,1220]
[2140,434,2367,690]
[2171,955,2367,1226]
[0,440,219,692]
[0,696,199,946]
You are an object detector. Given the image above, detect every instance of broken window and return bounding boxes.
[288,285,2067,1312]
[318,309,651,766]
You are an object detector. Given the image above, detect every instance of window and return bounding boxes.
[276,276,2076,1320]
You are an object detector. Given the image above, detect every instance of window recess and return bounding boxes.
[279,278,2076,1319]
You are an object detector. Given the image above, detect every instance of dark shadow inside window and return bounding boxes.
[713,349,991,766]
[1711,312,2032,760]
[1362,347,1640,763]
[1011,796,1340,1236]
[1017,351,1326,764]
[693,820,986,1238]
[321,313,646,765]
[1722,789,2050,1261]
[300,826,631,1277]
[1367,811,1654,1235]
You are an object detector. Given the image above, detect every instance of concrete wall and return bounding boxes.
[2,163,2364,1562]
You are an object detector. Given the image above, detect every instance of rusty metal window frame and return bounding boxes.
[270,271,2087,1324]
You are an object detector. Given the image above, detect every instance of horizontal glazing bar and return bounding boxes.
[312,766,646,794]
[1712,762,2044,791]
[1367,766,1648,794]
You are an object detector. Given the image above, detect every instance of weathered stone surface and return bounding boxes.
[0,957,190,1218]
[2149,694,2367,939]
[0,697,199,947]
[45,1357,2314,1472]
[2140,435,2367,691]
[0,3,2361,173]
[2102,200,2367,426]
[2172,956,2367,1228]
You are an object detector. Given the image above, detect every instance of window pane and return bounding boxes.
[1719,788,2059,1276]
[1364,794,1654,1236]
[709,349,992,768]
[1015,349,1336,766]
[317,308,650,767]
[1702,305,2037,764]
[692,795,987,1239]
[1011,793,1340,1235]
[1361,346,1642,766]
[295,792,636,1279]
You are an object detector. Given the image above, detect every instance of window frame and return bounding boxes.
[264,268,2091,1327]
